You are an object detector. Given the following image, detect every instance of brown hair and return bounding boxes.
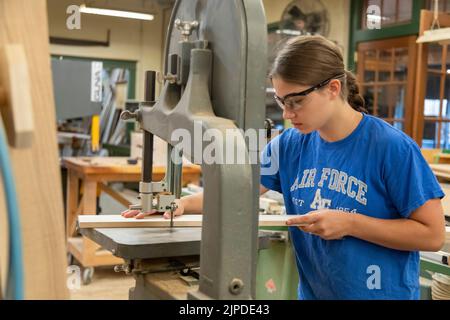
[270,35,367,113]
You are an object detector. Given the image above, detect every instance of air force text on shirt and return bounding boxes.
[290,168,368,209]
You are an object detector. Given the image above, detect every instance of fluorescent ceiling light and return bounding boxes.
[79,4,154,21]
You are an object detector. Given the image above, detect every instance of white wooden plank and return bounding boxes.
[78,214,308,229]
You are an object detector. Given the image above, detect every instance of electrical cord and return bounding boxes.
[0,119,24,299]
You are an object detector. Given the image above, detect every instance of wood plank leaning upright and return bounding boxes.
[0,0,68,299]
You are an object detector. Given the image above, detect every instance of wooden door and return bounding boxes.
[356,36,418,136]
[413,10,450,148]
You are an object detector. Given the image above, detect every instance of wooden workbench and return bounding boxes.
[62,156,201,280]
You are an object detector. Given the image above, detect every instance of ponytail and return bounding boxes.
[345,71,367,113]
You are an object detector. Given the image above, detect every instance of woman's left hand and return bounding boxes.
[286,209,354,240]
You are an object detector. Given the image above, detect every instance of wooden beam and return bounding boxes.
[78,214,308,229]
[66,170,80,237]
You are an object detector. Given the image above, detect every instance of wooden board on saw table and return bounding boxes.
[78,214,308,229]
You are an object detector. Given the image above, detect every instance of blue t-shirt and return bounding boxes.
[260,113,444,300]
